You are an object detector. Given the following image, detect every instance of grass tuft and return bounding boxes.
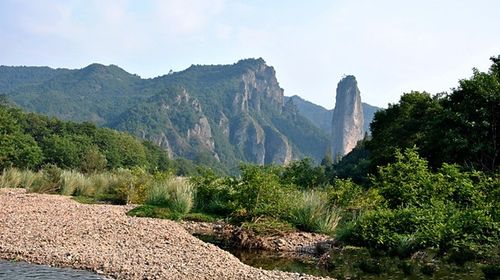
[292,190,341,234]
[146,177,193,214]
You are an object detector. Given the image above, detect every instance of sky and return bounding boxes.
[0,0,499,109]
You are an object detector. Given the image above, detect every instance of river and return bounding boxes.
[0,260,104,279]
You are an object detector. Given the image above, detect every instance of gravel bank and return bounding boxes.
[0,189,332,280]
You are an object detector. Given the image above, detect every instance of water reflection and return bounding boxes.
[0,260,104,280]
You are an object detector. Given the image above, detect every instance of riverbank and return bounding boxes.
[181,221,335,256]
[0,188,331,280]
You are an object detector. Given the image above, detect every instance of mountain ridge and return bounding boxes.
[0,59,332,172]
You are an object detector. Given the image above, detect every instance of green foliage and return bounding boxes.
[0,108,42,169]
[0,168,23,188]
[127,205,183,221]
[191,164,345,235]
[146,177,193,215]
[291,190,341,234]
[190,168,237,215]
[375,148,435,208]
[328,178,382,211]
[80,146,107,173]
[368,56,500,172]
[182,212,220,223]
[331,139,371,185]
[338,149,500,259]
[281,158,327,189]
[0,104,170,173]
[241,218,295,236]
[234,164,300,220]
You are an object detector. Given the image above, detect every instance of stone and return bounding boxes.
[331,75,364,158]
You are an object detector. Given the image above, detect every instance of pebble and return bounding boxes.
[0,188,333,280]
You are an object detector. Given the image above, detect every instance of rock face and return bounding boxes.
[331,75,364,158]
[285,95,380,136]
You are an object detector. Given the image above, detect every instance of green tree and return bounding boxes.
[438,56,500,171]
[0,107,42,169]
[80,146,107,173]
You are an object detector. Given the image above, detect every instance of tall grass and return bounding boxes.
[146,177,193,214]
[20,170,44,190]
[0,168,23,188]
[60,170,89,196]
[292,190,341,234]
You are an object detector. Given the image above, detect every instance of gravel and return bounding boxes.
[0,189,333,280]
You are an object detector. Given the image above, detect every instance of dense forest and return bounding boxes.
[0,100,203,175]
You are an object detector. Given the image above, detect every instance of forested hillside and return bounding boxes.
[0,103,174,173]
[0,59,329,172]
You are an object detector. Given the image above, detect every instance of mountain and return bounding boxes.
[0,59,329,172]
[331,75,364,157]
[285,96,381,138]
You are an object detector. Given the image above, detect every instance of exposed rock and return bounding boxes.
[286,95,381,137]
[264,127,292,164]
[331,75,364,157]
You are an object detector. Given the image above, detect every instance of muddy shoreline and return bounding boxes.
[181,221,336,257]
[0,188,332,279]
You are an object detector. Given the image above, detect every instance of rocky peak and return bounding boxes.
[331,75,364,158]
[233,59,284,113]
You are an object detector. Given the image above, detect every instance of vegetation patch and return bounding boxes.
[127,205,183,221]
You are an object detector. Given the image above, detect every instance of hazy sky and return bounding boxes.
[1,0,499,108]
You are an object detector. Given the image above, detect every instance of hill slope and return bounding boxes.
[0,59,329,171]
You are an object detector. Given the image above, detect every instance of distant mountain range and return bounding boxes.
[0,59,380,172]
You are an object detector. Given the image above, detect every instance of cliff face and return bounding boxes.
[331,76,364,158]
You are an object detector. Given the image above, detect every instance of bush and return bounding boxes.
[146,177,193,214]
[291,190,341,234]
[0,168,23,188]
[20,169,43,189]
[97,169,134,205]
[28,164,62,194]
[60,170,88,196]
[190,170,238,216]
[233,165,301,221]
[339,150,500,258]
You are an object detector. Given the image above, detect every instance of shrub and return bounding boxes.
[20,169,43,189]
[191,170,238,216]
[292,190,341,234]
[60,170,88,196]
[28,164,62,194]
[234,165,301,220]
[97,169,134,205]
[0,168,23,188]
[128,167,153,204]
[146,177,193,214]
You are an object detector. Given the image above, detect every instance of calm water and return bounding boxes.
[0,260,104,280]
[195,234,486,280]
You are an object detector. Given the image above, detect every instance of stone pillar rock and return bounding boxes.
[331,75,364,158]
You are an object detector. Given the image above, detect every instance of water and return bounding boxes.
[195,234,486,280]
[0,260,104,280]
